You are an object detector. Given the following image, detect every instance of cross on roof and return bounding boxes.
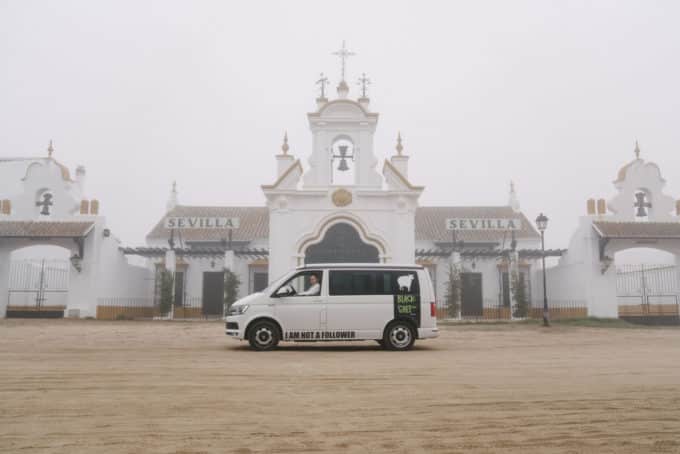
[316,73,329,99]
[357,73,371,98]
[332,40,355,82]
[634,191,652,217]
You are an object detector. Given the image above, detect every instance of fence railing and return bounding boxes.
[95,296,207,320]
[435,299,588,321]
[616,264,680,320]
[9,260,69,290]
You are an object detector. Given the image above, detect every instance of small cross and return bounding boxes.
[316,73,329,99]
[332,40,355,81]
[357,73,371,98]
[634,191,651,217]
[36,193,53,216]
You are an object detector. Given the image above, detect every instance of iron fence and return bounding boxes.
[435,298,588,321]
[95,296,207,320]
[616,264,680,323]
[7,260,69,312]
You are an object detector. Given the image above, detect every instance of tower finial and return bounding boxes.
[508,179,520,213]
[332,40,355,82]
[47,140,54,158]
[281,132,289,155]
[395,132,403,156]
[357,73,371,99]
[166,180,179,213]
[634,140,640,159]
[315,73,329,100]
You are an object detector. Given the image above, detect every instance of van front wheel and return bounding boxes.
[248,320,280,351]
[384,321,415,351]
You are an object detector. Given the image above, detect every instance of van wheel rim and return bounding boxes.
[390,326,411,348]
[254,327,273,346]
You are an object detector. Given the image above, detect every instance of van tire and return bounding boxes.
[248,320,280,351]
[383,321,416,351]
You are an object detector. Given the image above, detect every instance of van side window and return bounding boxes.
[329,271,377,295]
[328,270,420,296]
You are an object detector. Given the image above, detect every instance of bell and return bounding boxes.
[338,145,348,157]
[337,158,349,172]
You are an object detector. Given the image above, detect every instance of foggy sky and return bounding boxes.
[1,0,679,250]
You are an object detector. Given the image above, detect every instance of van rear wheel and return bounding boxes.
[248,320,280,351]
[384,321,415,351]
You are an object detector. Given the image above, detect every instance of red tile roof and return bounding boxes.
[0,221,94,238]
[593,221,680,239]
[415,206,539,242]
[146,206,269,242]
[147,205,539,244]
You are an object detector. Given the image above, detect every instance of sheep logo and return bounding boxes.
[397,274,415,293]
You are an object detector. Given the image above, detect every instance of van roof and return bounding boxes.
[297,263,424,270]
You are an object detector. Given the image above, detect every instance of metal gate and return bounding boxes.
[617,264,680,323]
[7,260,69,317]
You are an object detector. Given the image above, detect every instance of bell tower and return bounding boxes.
[302,42,382,189]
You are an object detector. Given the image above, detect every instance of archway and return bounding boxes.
[614,247,679,324]
[6,245,71,318]
[304,222,380,264]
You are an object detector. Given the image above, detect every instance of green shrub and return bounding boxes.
[444,262,461,318]
[224,269,241,313]
[159,270,174,316]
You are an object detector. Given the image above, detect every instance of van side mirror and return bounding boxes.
[275,285,293,297]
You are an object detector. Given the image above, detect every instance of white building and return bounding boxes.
[547,143,680,321]
[137,74,544,319]
[0,143,152,318]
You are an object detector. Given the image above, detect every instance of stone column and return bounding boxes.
[450,250,462,319]
[509,250,520,320]
[224,250,235,272]
[0,246,12,318]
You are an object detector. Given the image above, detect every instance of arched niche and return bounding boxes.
[304,222,380,264]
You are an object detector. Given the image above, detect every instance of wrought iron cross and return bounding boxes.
[357,73,370,98]
[36,193,53,215]
[316,73,329,98]
[332,40,355,81]
[634,191,652,217]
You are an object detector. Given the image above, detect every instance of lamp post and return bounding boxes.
[535,213,549,327]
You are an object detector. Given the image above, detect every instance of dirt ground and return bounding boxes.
[0,320,679,454]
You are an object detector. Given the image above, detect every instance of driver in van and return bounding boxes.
[298,273,321,296]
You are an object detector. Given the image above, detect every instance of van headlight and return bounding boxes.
[228,304,249,316]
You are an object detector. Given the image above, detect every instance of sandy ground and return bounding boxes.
[0,320,679,454]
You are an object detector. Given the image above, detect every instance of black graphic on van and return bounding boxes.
[393,272,420,327]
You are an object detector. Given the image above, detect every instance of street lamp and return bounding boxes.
[535,213,549,327]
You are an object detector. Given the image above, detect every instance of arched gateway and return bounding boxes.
[304,223,379,264]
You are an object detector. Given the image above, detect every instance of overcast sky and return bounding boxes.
[2,0,679,250]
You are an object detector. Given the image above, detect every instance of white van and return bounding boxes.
[225,264,438,351]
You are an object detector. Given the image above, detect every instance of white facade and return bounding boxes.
[142,80,542,319]
[263,83,423,279]
[0,147,152,318]
[546,144,680,318]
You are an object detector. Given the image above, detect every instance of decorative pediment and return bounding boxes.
[608,158,675,222]
[261,159,302,191]
[314,99,369,120]
[382,160,423,192]
[11,159,81,219]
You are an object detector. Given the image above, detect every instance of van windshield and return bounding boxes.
[259,271,293,295]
